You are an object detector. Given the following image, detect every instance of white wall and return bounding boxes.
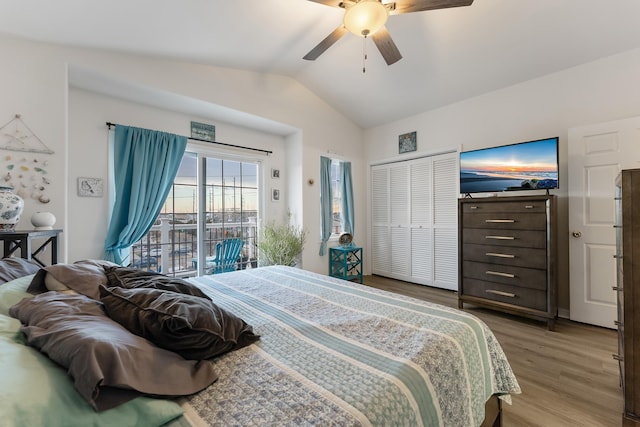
[68,88,287,262]
[364,48,640,312]
[1,34,365,275]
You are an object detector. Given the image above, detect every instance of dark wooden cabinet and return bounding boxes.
[458,195,557,329]
[615,169,640,425]
[0,229,62,266]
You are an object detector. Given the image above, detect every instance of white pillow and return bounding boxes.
[44,272,71,291]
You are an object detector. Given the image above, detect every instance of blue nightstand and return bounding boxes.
[329,245,363,283]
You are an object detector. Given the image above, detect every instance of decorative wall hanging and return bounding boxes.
[399,131,417,154]
[0,114,54,154]
[271,188,280,202]
[271,168,280,179]
[0,115,54,204]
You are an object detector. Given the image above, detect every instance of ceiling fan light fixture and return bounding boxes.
[343,0,388,37]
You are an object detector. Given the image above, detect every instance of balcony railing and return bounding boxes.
[130,218,258,278]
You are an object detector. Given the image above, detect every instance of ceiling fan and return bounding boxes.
[303,0,474,66]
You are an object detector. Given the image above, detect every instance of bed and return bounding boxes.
[0,259,520,427]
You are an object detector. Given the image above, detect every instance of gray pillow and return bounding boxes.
[104,266,211,299]
[0,258,40,284]
[100,285,260,360]
[9,291,218,411]
[27,259,119,299]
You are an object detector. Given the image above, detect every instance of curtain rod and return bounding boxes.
[106,122,272,155]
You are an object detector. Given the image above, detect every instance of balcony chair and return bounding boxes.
[193,238,245,275]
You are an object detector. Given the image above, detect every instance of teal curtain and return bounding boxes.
[340,161,354,236]
[104,126,187,264]
[319,156,333,256]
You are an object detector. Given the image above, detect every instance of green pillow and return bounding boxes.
[0,274,34,316]
[0,313,184,427]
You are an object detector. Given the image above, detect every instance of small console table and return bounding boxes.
[0,229,62,266]
[329,245,363,283]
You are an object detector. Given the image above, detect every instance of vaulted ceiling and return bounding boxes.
[1,0,640,128]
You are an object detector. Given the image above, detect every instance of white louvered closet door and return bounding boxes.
[432,153,458,290]
[370,151,458,289]
[371,167,390,274]
[389,165,410,276]
[410,160,433,282]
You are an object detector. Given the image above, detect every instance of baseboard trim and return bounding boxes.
[558,308,570,319]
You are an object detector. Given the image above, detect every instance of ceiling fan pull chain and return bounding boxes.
[362,36,367,73]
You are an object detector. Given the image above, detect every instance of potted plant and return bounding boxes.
[258,213,307,267]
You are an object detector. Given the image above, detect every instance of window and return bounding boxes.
[330,159,342,234]
[130,150,260,277]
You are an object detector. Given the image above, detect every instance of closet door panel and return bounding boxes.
[411,227,433,281]
[391,226,411,276]
[371,225,390,274]
[390,165,409,226]
[411,161,432,226]
[434,228,458,290]
[371,167,388,224]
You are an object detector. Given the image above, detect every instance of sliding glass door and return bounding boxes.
[130,151,260,277]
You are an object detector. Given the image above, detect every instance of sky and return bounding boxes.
[460,137,558,173]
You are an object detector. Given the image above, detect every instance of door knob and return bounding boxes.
[572,231,582,238]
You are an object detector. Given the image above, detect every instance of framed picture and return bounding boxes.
[271,168,280,179]
[399,131,417,154]
[77,177,104,197]
[190,121,216,142]
[271,188,280,202]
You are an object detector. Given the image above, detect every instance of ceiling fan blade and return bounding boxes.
[306,0,345,8]
[372,27,402,65]
[303,26,348,61]
[389,0,473,15]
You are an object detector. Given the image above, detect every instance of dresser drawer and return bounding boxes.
[462,212,547,230]
[462,228,547,249]
[461,200,548,214]
[462,261,548,291]
[462,243,547,269]
[461,278,547,311]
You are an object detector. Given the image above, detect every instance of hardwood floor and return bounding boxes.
[363,275,622,427]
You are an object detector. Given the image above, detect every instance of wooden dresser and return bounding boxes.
[615,169,640,425]
[458,195,557,329]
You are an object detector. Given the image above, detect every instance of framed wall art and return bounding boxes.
[78,177,104,197]
[271,188,280,202]
[271,168,280,179]
[399,131,417,154]
[190,121,216,142]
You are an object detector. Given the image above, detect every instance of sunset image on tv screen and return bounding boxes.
[459,137,558,194]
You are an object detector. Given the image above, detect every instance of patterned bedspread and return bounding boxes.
[176,266,520,427]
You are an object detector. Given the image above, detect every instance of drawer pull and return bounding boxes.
[486,289,516,298]
[470,206,478,210]
[486,270,515,278]
[524,205,534,209]
[485,235,515,240]
[613,354,623,362]
[485,219,515,223]
[485,252,516,259]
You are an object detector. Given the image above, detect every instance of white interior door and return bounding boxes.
[569,117,640,328]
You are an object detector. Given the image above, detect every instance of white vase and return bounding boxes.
[0,186,24,231]
[31,211,56,230]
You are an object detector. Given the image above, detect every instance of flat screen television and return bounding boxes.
[459,137,559,195]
